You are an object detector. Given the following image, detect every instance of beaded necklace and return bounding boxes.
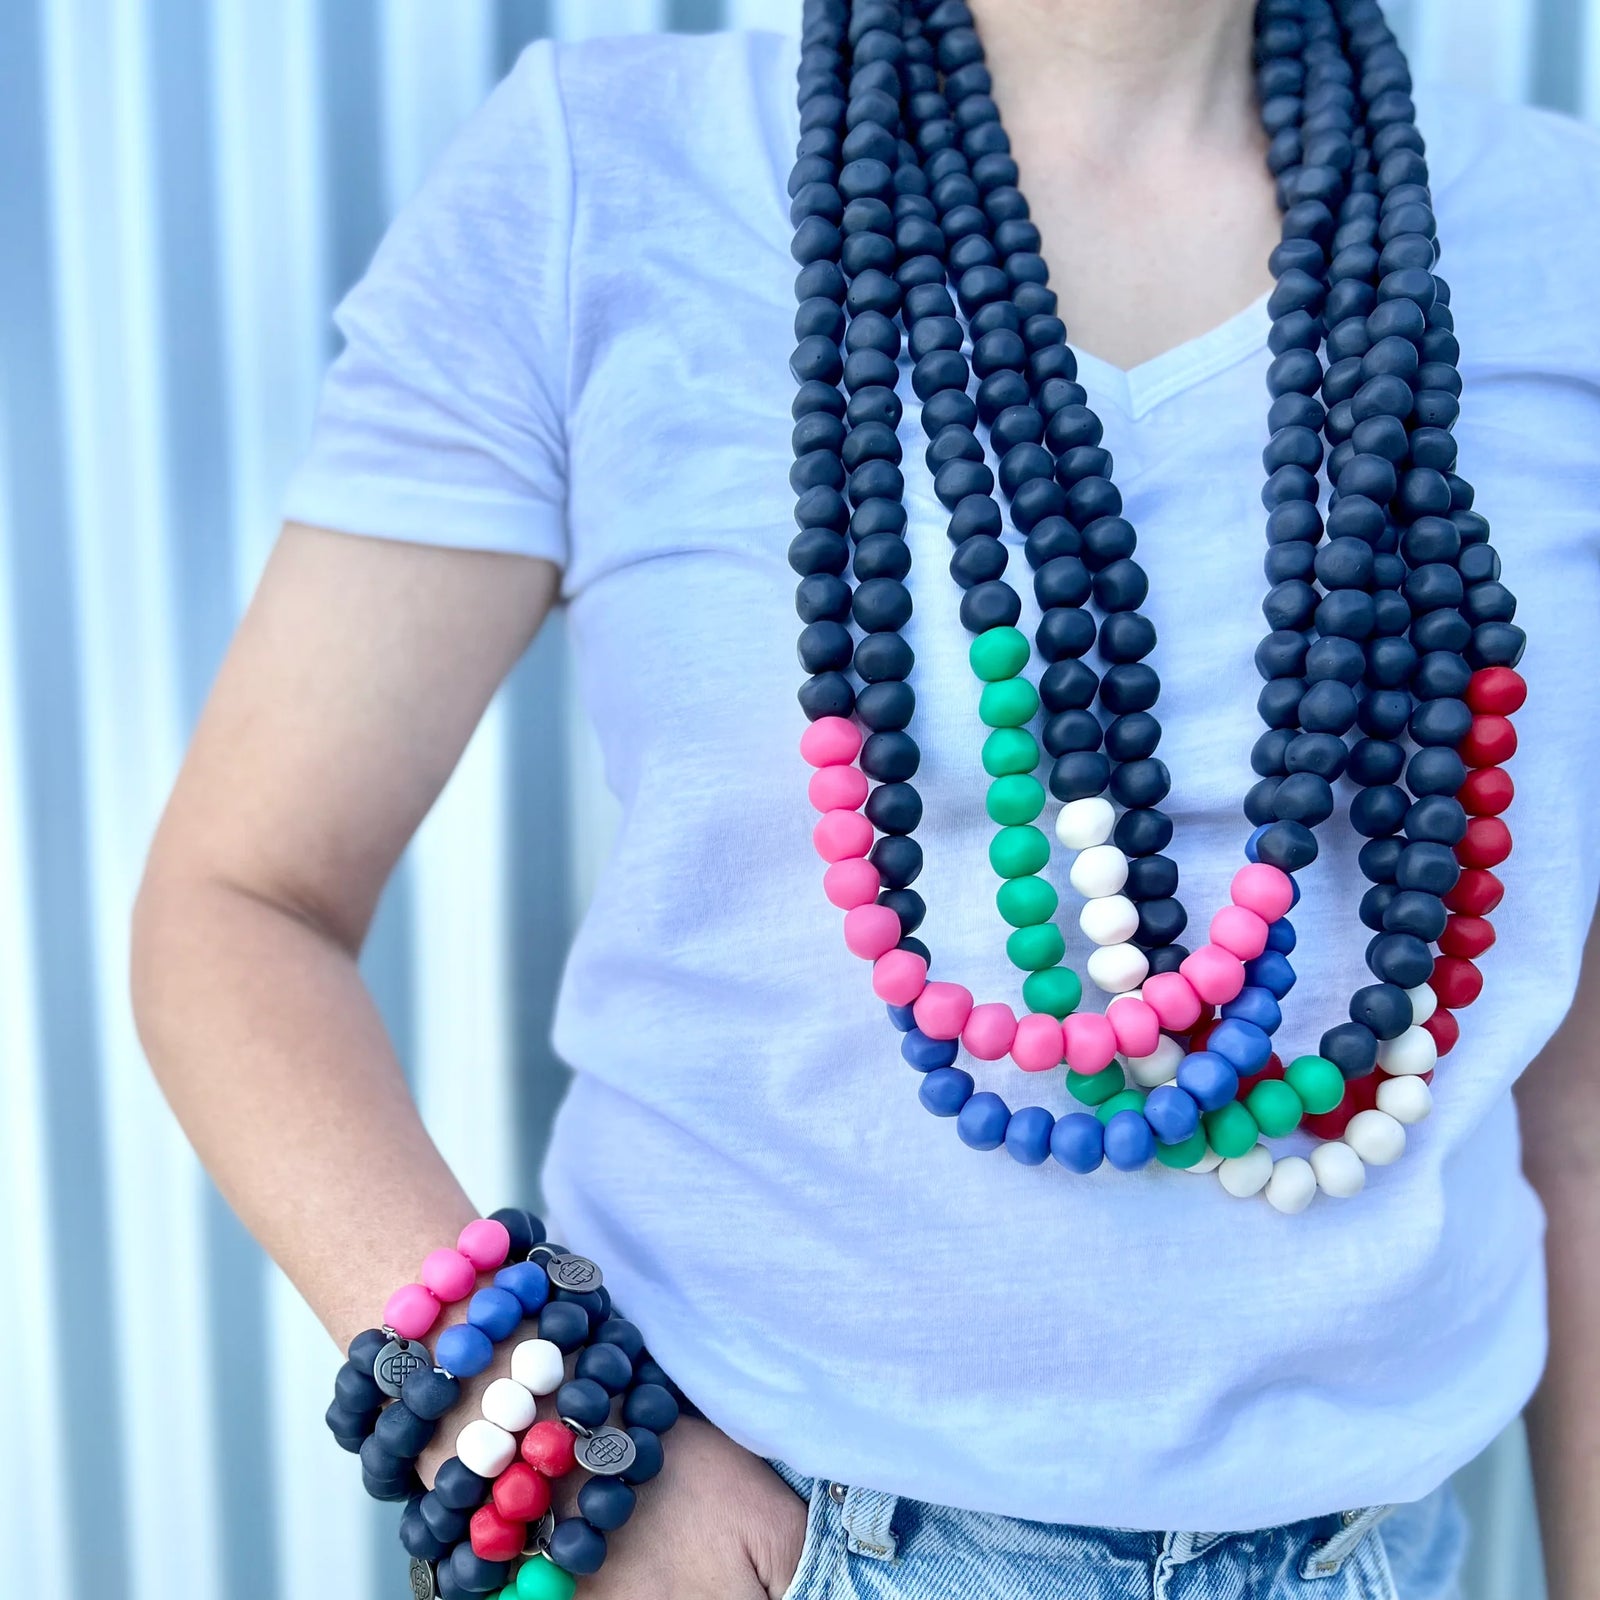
[790,0,1526,1210]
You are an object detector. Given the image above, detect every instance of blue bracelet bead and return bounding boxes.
[557,1377,611,1431]
[1264,916,1297,954]
[334,1361,384,1416]
[347,1328,389,1374]
[1243,950,1296,998]
[538,1300,591,1353]
[620,1426,665,1486]
[886,1001,917,1031]
[373,1398,436,1460]
[1177,1051,1240,1112]
[401,1365,461,1423]
[623,1382,681,1434]
[359,1433,407,1485]
[1244,823,1269,863]
[1049,1111,1104,1173]
[547,1519,607,1577]
[901,1026,959,1071]
[594,1317,646,1361]
[918,1066,974,1116]
[1207,1018,1273,1076]
[1003,1104,1054,1166]
[361,1466,413,1503]
[447,1542,510,1595]
[433,1562,468,1600]
[418,1491,471,1543]
[633,1359,679,1397]
[1321,1021,1380,1079]
[576,1342,634,1396]
[432,1457,491,1512]
[1145,1084,1201,1145]
[467,1286,524,1343]
[435,1323,494,1381]
[1366,931,1434,988]
[1221,985,1283,1034]
[492,1260,550,1317]
[400,1497,453,1563]
[554,1284,610,1324]
[956,1090,1010,1149]
[324,1401,368,1453]
[578,1476,638,1533]
[1103,1109,1156,1171]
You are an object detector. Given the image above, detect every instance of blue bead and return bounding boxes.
[918,1066,974,1116]
[578,1476,637,1532]
[1208,1018,1273,1075]
[447,1543,510,1594]
[493,1259,550,1314]
[434,1322,494,1379]
[886,1001,918,1032]
[431,1458,490,1512]
[1177,1051,1240,1111]
[1221,985,1283,1034]
[400,1496,452,1562]
[1103,1109,1156,1171]
[418,1490,470,1543]
[1288,874,1302,907]
[1003,1105,1054,1166]
[548,1518,608,1577]
[1245,824,1270,862]
[334,1360,384,1416]
[324,1400,369,1452]
[622,1382,679,1434]
[399,1364,459,1422]
[902,1027,959,1071]
[576,1342,634,1396]
[1145,1083,1200,1144]
[1244,949,1297,998]
[557,1376,611,1430]
[373,1399,435,1459]
[538,1299,590,1352]
[347,1327,388,1373]
[620,1425,665,1486]
[467,1285,523,1342]
[1049,1111,1104,1173]
[593,1317,645,1360]
[957,1090,1011,1150]
[1265,915,1297,954]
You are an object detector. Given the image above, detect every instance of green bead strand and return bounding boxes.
[982,726,1039,777]
[1023,965,1081,1017]
[1284,1054,1344,1115]
[969,624,1030,681]
[1154,1127,1209,1169]
[1067,1064,1123,1106]
[978,676,1040,728]
[1246,1078,1304,1138]
[985,773,1046,825]
[997,874,1058,928]
[989,825,1050,878]
[1096,1088,1148,1126]
[1007,922,1066,971]
[1203,1101,1259,1160]
[516,1558,577,1600]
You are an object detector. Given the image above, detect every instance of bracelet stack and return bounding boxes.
[326,1208,683,1599]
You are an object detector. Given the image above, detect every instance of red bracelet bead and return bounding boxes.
[1422,1008,1460,1056]
[1458,767,1513,816]
[1456,816,1511,869]
[493,1461,553,1523]
[1431,957,1484,1010]
[1237,1053,1285,1097]
[1440,915,1495,959]
[469,1503,526,1563]
[1301,1068,1379,1142]
[1444,868,1504,916]
[1465,666,1527,715]
[520,1420,578,1479]
[1459,715,1517,768]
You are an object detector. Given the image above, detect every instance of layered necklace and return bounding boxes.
[789,0,1526,1211]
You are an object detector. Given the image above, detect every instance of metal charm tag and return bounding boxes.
[523,1509,556,1554]
[574,1425,637,1477]
[545,1253,603,1294]
[407,1558,439,1599]
[374,1336,433,1398]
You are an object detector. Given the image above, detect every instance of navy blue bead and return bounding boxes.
[419,1489,473,1542]
[1145,1084,1201,1145]
[901,1027,959,1072]
[554,1283,609,1323]
[578,1476,638,1533]
[1103,1110,1156,1171]
[547,1519,608,1577]
[1264,916,1297,954]
[576,1342,634,1396]
[623,1382,681,1434]
[886,1001,917,1031]
[1255,820,1318,871]
[400,1498,453,1562]
[1405,795,1467,845]
[620,1426,666,1486]
[494,1259,551,1315]
[399,1365,460,1424]
[448,1544,511,1594]
[1361,884,1398,932]
[1208,1018,1273,1075]
[1178,1051,1241,1112]
[358,1432,407,1485]
[1049,1112,1104,1173]
[557,1377,612,1431]
[1383,890,1448,942]
[1321,1021,1380,1079]
[957,1090,1011,1150]
[334,1361,384,1416]
[919,1066,974,1116]
[467,1285,524,1343]
[1221,986,1283,1034]
[1349,983,1414,1040]
[1243,950,1296,998]
[1366,931,1434,988]
[1396,842,1460,895]
[324,1401,369,1452]
[373,1400,435,1460]
[361,1466,414,1503]
[1003,1104,1054,1166]
[538,1299,592,1353]
[594,1316,646,1361]
[347,1328,389,1374]
[1244,824,1268,863]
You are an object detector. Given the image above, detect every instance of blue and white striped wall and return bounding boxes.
[0,3,1581,1596]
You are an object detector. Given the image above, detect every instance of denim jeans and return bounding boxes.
[769,1463,1467,1599]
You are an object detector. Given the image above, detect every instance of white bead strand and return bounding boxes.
[1310,1140,1367,1198]
[1265,1156,1317,1215]
[1054,796,1115,850]
[1344,1109,1406,1166]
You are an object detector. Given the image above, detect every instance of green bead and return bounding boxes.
[989,825,1050,878]
[1246,1078,1304,1137]
[982,727,1039,777]
[1154,1127,1209,1169]
[1203,1101,1259,1160]
[1285,1054,1344,1115]
[1067,1064,1124,1106]
[969,625,1030,682]
[517,1558,578,1600]
[1023,965,1081,1018]
[986,773,1046,825]
[996,874,1058,928]
[1096,1088,1147,1126]
[1007,923,1066,972]
[979,676,1040,728]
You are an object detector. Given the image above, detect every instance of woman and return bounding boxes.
[131,0,1600,1595]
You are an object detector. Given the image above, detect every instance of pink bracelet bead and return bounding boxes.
[1011,1012,1065,1072]
[913,981,974,1042]
[799,716,861,768]
[1062,1011,1118,1074]
[824,857,880,910]
[1209,904,1269,961]
[1230,861,1294,922]
[457,1218,512,1272]
[843,903,902,960]
[1106,995,1160,1059]
[1180,944,1246,1006]
[961,1002,1017,1061]
[1142,970,1202,1031]
[872,948,928,1005]
[421,1248,478,1304]
[808,765,868,812]
[813,809,873,862]
[385,1282,441,1341]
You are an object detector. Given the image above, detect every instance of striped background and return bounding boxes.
[0,2,1586,1596]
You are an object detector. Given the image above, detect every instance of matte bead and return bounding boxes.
[493,1462,552,1524]
[1378,1073,1434,1125]
[1055,796,1116,849]
[468,1286,524,1343]
[1210,1018,1273,1076]
[1431,956,1483,1009]
[957,1091,1011,1149]
[436,1323,495,1380]
[1103,1109,1156,1171]
[1217,1145,1273,1199]
[1023,966,1082,1018]
[578,1476,638,1533]
[433,1456,492,1512]
[1445,868,1504,916]
[1177,1051,1239,1113]
[1011,1012,1066,1072]
[458,1219,513,1272]
[1180,946,1246,1005]
[520,1420,577,1479]
[1143,970,1203,1031]
[1345,1108,1406,1166]
[919,1067,975,1116]
[470,1504,526,1563]
[575,1340,634,1398]
[547,1520,607,1577]
[374,1399,435,1460]
[1246,1078,1303,1137]
[620,1425,665,1486]
[873,948,929,1006]
[400,1365,461,1423]
[385,1283,442,1341]
[456,1419,517,1479]
[1457,816,1511,868]
[1310,1140,1367,1198]
[1050,1111,1105,1173]
[1003,1105,1054,1166]
[623,1383,680,1435]
[1285,1055,1344,1115]
[516,1558,577,1600]
[536,1301,591,1353]
[1080,894,1139,946]
[1321,1021,1380,1079]
[1126,1033,1184,1089]
[1086,943,1148,993]
[913,981,974,1041]
[902,1028,959,1071]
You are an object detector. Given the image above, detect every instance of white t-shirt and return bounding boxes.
[284,30,1600,1530]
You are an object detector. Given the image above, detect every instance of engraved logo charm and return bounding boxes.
[574,1426,637,1477]
[375,1337,433,1398]
[408,1558,438,1599]
[523,1509,556,1555]
[546,1253,603,1293]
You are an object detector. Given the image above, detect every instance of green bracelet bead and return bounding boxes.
[1067,1064,1123,1106]
[1284,1054,1344,1115]
[1203,1101,1259,1160]
[986,773,1046,825]
[969,625,1030,682]
[1006,922,1066,971]
[1154,1127,1209,1169]
[1023,965,1082,1018]
[517,1557,578,1600]
[978,676,1040,728]
[997,874,1058,928]
[982,727,1040,777]
[1246,1077,1304,1137]
[1096,1088,1147,1125]
[989,824,1050,878]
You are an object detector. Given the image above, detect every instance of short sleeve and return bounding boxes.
[282,41,572,566]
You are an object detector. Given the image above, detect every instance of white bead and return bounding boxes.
[1125,1033,1184,1088]
[510,1338,565,1396]
[1265,1155,1317,1214]
[480,1376,539,1432]
[1344,1108,1407,1166]
[1187,1149,1224,1173]
[1055,796,1116,850]
[455,1418,516,1478]
[1377,1024,1437,1077]
[1079,894,1140,946]
[1068,844,1129,899]
[1405,982,1437,1024]
[1377,1073,1433,1125]
[1086,942,1148,993]
[1217,1144,1273,1198]
[1310,1141,1366,1198]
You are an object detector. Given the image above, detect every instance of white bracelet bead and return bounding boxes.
[1217,1144,1273,1198]
[1079,894,1139,946]
[510,1337,565,1396]
[1187,1148,1224,1174]
[1405,982,1437,1024]
[455,1418,516,1478]
[1086,942,1148,993]
[1309,1140,1366,1198]
[1344,1108,1406,1166]
[1265,1155,1317,1215]
[481,1376,539,1432]
[1377,1073,1433,1125]
[1376,1024,1437,1077]
[1068,843,1129,899]
[1125,1032,1184,1088]
[1054,796,1116,850]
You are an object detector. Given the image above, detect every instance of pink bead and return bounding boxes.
[1142,970,1202,1031]
[962,1003,1018,1061]
[913,982,974,1042]
[808,765,868,812]
[421,1247,478,1303]
[843,903,902,960]
[456,1218,511,1272]
[824,857,880,909]
[1011,1012,1066,1072]
[799,716,861,767]
[872,948,928,1005]
[1180,944,1246,1005]
[384,1282,441,1340]
[1209,905,1269,960]
[1230,862,1294,922]
[1062,1011,1118,1074]
[813,809,873,862]
[1106,996,1160,1059]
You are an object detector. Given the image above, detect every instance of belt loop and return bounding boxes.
[839,1484,900,1561]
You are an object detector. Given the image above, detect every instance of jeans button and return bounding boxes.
[829,1482,848,1504]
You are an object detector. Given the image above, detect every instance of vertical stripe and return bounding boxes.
[498,0,553,72]
[1532,0,1586,110]
[668,0,727,30]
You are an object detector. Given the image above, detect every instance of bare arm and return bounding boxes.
[1517,903,1600,1600]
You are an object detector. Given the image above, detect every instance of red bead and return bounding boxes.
[1465,666,1527,715]
[1187,1017,1218,1053]
[1457,816,1511,869]
[492,1461,552,1523]
[1237,1054,1285,1097]
[1459,715,1517,768]
[1431,957,1483,1010]
[520,1420,577,1479]
[1458,767,1513,817]
[1302,1070,1379,1141]
[1440,915,1495,959]
[469,1504,525,1563]
[1445,868,1504,916]
[1423,1009,1460,1056]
